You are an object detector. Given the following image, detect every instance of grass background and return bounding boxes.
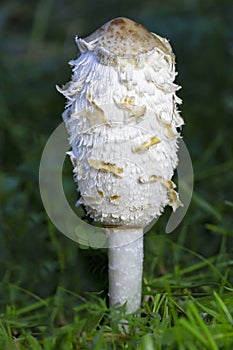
[0,0,233,348]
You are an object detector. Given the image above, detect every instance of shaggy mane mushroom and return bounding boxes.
[58,17,183,318]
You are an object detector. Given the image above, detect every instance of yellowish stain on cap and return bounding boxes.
[88,158,123,177]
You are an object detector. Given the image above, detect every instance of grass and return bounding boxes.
[1,222,233,349]
[1,0,233,348]
[1,250,233,349]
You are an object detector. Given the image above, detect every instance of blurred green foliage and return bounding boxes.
[0,0,233,336]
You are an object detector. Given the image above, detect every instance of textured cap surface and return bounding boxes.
[84,17,170,56]
[59,17,183,228]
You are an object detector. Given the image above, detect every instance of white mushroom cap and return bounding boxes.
[58,17,183,228]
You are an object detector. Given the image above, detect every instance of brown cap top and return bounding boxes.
[83,17,170,57]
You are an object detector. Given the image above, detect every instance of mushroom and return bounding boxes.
[58,17,183,315]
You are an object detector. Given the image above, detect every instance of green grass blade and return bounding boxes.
[213,291,233,324]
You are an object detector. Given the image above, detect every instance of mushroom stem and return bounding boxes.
[107,228,144,314]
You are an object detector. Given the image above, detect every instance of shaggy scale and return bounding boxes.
[58,17,183,228]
